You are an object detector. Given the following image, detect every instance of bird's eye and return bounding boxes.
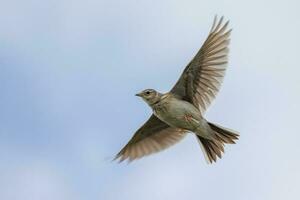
[145,91,151,95]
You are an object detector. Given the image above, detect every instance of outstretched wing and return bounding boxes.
[114,115,187,162]
[171,16,231,114]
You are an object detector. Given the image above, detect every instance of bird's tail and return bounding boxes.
[196,122,239,163]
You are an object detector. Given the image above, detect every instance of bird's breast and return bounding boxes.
[152,97,200,130]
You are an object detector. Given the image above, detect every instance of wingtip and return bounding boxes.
[210,15,231,34]
[210,15,218,33]
[112,151,126,163]
[112,155,121,163]
[113,153,136,164]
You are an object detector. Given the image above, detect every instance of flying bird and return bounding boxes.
[115,16,239,164]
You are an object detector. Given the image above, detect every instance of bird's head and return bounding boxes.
[135,89,162,106]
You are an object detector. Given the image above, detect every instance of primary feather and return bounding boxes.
[171,16,231,114]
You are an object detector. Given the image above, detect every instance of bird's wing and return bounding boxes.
[114,114,187,162]
[170,16,231,114]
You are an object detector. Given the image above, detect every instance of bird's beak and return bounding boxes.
[135,93,142,97]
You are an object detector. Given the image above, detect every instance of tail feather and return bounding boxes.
[197,122,239,163]
[209,122,239,144]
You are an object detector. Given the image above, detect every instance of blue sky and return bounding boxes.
[0,0,299,200]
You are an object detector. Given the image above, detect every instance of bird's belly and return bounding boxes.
[153,101,200,130]
[156,111,188,128]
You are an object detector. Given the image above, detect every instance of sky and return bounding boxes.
[0,0,299,200]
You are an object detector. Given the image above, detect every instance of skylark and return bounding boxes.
[115,16,239,164]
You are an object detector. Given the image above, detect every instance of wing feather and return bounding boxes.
[171,16,231,114]
[114,115,187,162]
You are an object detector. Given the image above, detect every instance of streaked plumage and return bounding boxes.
[115,16,239,164]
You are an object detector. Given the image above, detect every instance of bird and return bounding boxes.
[114,16,239,164]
